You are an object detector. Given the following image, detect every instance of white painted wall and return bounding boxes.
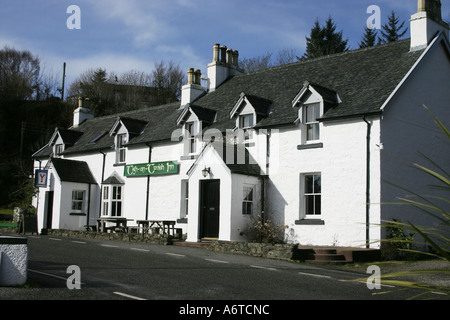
[380,39,450,246]
[266,117,382,248]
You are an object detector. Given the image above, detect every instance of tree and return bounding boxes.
[378,11,408,44]
[239,52,273,73]
[359,26,378,48]
[302,17,349,60]
[151,60,185,105]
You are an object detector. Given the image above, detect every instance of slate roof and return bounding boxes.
[33,39,425,158]
[51,158,97,184]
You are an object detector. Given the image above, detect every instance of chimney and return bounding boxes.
[207,43,243,92]
[181,68,205,107]
[73,97,94,128]
[410,0,449,51]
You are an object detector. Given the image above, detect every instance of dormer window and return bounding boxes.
[109,117,147,165]
[230,92,271,144]
[186,122,196,154]
[239,114,254,140]
[116,133,127,164]
[304,103,320,141]
[293,81,340,146]
[55,144,64,157]
[177,104,216,158]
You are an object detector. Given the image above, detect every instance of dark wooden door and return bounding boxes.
[45,191,54,229]
[200,180,220,239]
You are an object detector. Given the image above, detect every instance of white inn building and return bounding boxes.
[32,1,450,248]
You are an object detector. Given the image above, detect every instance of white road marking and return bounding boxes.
[113,291,147,300]
[28,269,85,285]
[49,238,62,241]
[298,271,332,279]
[166,253,186,257]
[250,265,278,271]
[72,240,87,244]
[205,258,229,264]
[131,248,150,252]
[100,244,119,248]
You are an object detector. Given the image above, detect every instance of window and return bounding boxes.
[242,185,254,215]
[102,186,109,216]
[102,185,123,217]
[116,134,127,163]
[186,122,196,154]
[180,180,189,217]
[239,114,254,140]
[71,190,85,212]
[55,144,64,157]
[111,186,123,216]
[303,174,321,216]
[304,104,320,141]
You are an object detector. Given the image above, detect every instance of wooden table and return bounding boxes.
[136,220,176,236]
[93,217,133,233]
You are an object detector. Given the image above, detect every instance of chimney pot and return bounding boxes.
[226,48,233,64]
[220,45,227,63]
[187,68,195,84]
[232,50,239,67]
[213,44,220,62]
[194,69,201,85]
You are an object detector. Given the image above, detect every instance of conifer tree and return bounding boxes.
[359,26,378,48]
[302,17,349,60]
[378,11,408,44]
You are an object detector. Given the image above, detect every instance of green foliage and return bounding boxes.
[378,11,408,44]
[302,17,349,60]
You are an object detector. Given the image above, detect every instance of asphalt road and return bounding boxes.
[1,233,449,310]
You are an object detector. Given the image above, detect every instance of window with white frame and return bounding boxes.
[102,186,109,216]
[302,173,321,216]
[71,190,85,212]
[180,180,189,218]
[185,122,196,154]
[55,144,64,157]
[242,185,255,215]
[303,104,320,142]
[116,134,127,163]
[102,185,123,217]
[239,114,254,141]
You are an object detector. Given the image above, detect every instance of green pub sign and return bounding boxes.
[124,161,179,177]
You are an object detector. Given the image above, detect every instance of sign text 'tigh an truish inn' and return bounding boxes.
[124,161,179,177]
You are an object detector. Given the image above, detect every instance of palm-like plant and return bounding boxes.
[353,106,450,299]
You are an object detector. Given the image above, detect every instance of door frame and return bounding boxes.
[199,179,220,239]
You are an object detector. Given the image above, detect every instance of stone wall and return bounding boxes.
[208,241,300,261]
[45,229,173,245]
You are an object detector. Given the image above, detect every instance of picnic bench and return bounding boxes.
[136,220,176,236]
[93,217,133,233]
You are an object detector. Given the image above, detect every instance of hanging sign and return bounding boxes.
[124,161,179,177]
[35,170,48,187]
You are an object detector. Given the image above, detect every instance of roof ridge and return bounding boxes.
[236,38,412,77]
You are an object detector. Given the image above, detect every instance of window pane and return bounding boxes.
[103,186,109,200]
[305,175,313,194]
[314,175,321,193]
[315,195,321,215]
[305,195,314,215]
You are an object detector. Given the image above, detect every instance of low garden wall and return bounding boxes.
[208,241,300,261]
[45,229,173,245]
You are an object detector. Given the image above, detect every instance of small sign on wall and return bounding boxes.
[35,170,48,188]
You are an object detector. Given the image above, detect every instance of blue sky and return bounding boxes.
[1,0,449,91]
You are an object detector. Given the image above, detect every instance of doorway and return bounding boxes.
[199,180,220,239]
[45,191,54,229]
